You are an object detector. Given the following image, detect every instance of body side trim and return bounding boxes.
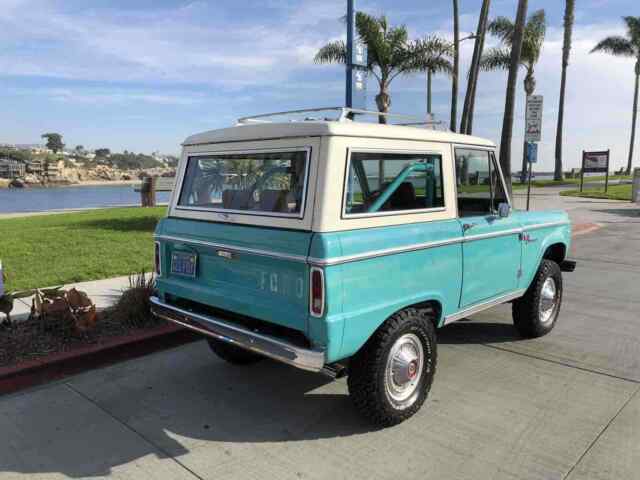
[443,289,527,325]
[155,234,309,263]
[156,222,569,267]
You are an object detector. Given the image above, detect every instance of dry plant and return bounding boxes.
[111,271,157,328]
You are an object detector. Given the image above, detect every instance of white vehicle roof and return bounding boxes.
[183,121,496,149]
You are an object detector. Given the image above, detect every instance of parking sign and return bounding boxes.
[525,95,543,142]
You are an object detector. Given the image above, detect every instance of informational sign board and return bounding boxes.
[526,142,538,164]
[525,95,543,142]
[582,150,610,173]
[580,149,611,192]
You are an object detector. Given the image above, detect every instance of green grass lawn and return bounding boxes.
[559,184,632,201]
[0,207,166,292]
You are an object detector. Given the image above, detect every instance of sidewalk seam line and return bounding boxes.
[63,382,206,480]
[561,385,640,480]
[480,344,640,385]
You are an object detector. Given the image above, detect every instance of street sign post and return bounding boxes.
[580,150,610,192]
[525,142,538,211]
[525,95,543,143]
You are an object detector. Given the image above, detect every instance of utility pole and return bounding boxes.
[346,0,355,108]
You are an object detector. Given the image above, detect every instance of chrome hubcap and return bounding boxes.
[385,333,424,410]
[539,277,557,325]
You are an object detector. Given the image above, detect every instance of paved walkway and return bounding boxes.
[0,190,638,479]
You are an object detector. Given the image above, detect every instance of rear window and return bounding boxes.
[177,150,309,217]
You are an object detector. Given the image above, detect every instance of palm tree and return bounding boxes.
[480,9,546,182]
[591,17,640,175]
[450,0,460,131]
[554,0,575,181]
[497,0,529,191]
[315,12,452,123]
[460,0,491,135]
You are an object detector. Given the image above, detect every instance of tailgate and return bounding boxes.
[155,218,311,333]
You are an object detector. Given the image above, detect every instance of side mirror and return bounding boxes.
[498,202,511,218]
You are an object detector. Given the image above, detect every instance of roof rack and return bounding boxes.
[236,107,444,130]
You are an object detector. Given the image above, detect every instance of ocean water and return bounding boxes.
[0,185,172,214]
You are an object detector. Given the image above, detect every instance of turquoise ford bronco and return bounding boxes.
[151,108,576,426]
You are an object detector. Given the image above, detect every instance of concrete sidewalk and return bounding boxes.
[9,275,132,321]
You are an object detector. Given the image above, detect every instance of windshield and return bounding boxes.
[177,150,309,217]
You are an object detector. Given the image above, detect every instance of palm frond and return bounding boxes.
[623,16,640,47]
[487,16,515,45]
[314,41,347,64]
[479,47,512,72]
[522,9,546,65]
[400,36,453,75]
[590,36,635,56]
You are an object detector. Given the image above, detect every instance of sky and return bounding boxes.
[0,0,637,171]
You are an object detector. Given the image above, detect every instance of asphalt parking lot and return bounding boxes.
[1,195,638,480]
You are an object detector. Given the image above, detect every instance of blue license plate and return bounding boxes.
[171,252,197,277]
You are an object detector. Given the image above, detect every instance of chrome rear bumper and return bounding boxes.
[149,297,325,372]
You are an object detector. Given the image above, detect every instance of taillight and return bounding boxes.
[154,242,162,276]
[310,267,325,317]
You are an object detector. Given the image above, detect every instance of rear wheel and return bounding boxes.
[512,259,563,338]
[207,338,264,365]
[347,308,437,427]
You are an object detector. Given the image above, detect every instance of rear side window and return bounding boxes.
[177,150,309,217]
[344,152,445,216]
[455,148,507,217]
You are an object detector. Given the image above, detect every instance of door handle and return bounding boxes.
[462,223,477,232]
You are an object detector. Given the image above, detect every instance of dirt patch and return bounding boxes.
[0,308,164,369]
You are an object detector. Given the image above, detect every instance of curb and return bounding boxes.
[0,323,200,396]
[572,223,601,237]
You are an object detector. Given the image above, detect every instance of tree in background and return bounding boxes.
[460,0,491,135]
[418,37,454,119]
[315,12,452,123]
[41,133,64,153]
[450,0,460,131]
[554,0,575,181]
[94,148,111,158]
[591,16,640,175]
[480,9,546,183]
[496,0,529,191]
[74,145,84,154]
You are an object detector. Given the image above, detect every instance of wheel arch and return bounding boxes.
[543,242,567,264]
[337,293,445,361]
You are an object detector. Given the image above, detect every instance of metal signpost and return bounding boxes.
[580,150,610,193]
[346,0,367,109]
[526,142,538,211]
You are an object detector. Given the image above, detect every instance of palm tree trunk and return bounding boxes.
[376,88,391,125]
[427,70,432,116]
[450,0,460,132]
[461,0,490,134]
[499,0,528,193]
[628,67,639,175]
[554,0,574,181]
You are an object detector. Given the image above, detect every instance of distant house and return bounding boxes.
[27,160,43,175]
[0,158,26,179]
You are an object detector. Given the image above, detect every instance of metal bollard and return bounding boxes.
[633,168,640,204]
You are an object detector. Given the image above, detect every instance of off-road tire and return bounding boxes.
[347,308,437,427]
[512,259,563,338]
[207,339,264,365]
